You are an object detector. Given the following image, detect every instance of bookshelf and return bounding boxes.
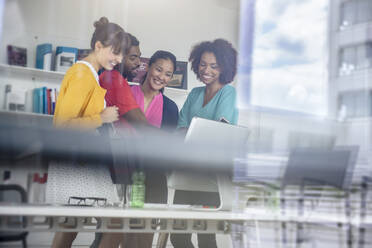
[0,63,189,111]
[0,63,65,82]
[0,110,53,129]
[0,63,189,92]
[0,110,53,118]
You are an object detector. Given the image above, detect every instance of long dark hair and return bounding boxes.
[142,50,177,93]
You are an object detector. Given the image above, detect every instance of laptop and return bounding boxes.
[168,117,250,211]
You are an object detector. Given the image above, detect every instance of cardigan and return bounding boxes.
[53,63,106,130]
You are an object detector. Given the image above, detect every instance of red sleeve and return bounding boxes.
[99,70,139,116]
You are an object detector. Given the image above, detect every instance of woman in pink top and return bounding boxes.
[130,50,179,131]
[124,50,179,248]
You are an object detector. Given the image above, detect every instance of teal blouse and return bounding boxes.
[177,84,238,128]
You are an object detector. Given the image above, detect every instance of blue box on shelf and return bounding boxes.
[36,43,52,70]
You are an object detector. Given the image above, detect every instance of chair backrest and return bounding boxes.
[0,184,27,203]
[281,146,359,190]
[0,184,28,247]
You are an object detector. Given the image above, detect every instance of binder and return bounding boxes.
[51,88,57,115]
[42,87,47,114]
[47,89,51,115]
[32,88,39,113]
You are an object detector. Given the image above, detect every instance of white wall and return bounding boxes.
[0,0,128,66]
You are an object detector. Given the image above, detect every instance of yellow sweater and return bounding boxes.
[53,63,106,130]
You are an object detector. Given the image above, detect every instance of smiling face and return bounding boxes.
[96,42,123,71]
[198,52,221,86]
[123,46,141,80]
[145,58,174,91]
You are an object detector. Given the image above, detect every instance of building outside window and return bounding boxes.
[339,90,370,117]
[339,42,372,75]
[340,0,372,29]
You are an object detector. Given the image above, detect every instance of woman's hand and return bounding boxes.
[100,106,119,123]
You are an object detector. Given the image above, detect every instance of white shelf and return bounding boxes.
[0,64,189,93]
[0,63,65,81]
[0,110,53,118]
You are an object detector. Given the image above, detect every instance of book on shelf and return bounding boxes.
[32,87,58,115]
[42,87,47,114]
[47,88,51,115]
[51,88,57,114]
[7,45,27,67]
[3,84,26,112]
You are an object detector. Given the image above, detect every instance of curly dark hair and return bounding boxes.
[189,39,237,84]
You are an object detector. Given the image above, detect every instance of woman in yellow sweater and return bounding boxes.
[46,17,129,248]
[53,17,126,129]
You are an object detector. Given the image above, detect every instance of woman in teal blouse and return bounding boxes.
[178,39,238,129]
[178,84,238,127]
[171,39,238,248]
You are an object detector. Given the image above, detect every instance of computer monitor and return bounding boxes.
[282,146,359,190]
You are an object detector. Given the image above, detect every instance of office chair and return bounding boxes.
[0,184,28,248]
[280,146,359,247]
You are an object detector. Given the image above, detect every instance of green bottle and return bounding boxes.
[130,170,145,208]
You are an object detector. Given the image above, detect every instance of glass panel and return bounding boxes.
[354,91,369,117]
[247,0,327,115]
[340,1,355,28]
[340,92,355,117]
[357,0,372,23]
[366,42,372,68]
[370,91,372,116]
[356,44,368,69]
[339,46,356,75]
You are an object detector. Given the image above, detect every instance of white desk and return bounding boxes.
[0,203,371,233]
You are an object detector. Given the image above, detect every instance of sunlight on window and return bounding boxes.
[239,0,328,116]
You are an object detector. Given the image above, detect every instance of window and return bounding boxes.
[357,0,372,23]
[339,43,372,75]
[340,1,356,27]
[339,91,370,117]
[340,0,372,29]
[243,0,328,116]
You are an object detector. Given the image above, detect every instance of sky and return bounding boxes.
[239,0,328,116]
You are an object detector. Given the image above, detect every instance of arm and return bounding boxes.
[100,71,148,126]
[122,108,149,126]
